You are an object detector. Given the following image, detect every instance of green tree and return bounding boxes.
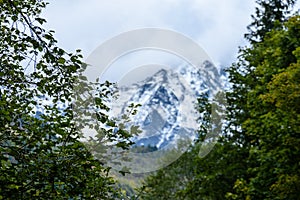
[246,0,296,43]
[137,148,194,200]
[227,15,300,199]
[224,1,299,199]
[0,0,132,199]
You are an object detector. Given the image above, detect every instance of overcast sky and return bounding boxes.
[42,0,262,68]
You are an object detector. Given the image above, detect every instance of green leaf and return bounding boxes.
[58,57,66,64]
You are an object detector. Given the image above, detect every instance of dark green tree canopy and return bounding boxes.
[246,0,296,43]
[0,0,132,199]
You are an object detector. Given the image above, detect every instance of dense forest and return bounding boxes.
[0,0,299,199]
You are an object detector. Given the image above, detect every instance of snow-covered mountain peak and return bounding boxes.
[110,60,225,149]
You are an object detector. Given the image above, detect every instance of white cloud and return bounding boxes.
[43,0,256,67]
[188,0,256,65]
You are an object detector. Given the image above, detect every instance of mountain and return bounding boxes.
[111,60,226,150]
